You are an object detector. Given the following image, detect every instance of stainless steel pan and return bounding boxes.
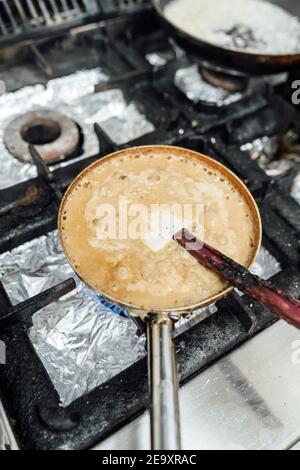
[58,145,262,450]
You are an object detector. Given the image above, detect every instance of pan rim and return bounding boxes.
[58,145,262,317]
[153,0,300,62]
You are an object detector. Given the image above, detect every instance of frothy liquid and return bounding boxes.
[60,147,258,311]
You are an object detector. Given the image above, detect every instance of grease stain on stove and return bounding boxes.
[18,185,40,207]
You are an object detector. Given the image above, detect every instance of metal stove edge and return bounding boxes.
[93,321,300,451]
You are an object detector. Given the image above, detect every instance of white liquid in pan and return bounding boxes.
[165,0,300,55]
[60,148,258,311]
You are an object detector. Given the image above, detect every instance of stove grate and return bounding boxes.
[99,0,151,16]
[0,0,152,47]
[0,8,300,450]
[0,0,98,45]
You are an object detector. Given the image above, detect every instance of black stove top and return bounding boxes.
[0,8,300,450]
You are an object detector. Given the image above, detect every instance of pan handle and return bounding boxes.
[147,315,181,450]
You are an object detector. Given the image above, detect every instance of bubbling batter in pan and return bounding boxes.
[60,147,257,311]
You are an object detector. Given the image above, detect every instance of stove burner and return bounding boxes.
[22,119,61,146]
[201,67,248,93]
[4,109,80,164]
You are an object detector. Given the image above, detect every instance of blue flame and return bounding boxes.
[97,295,130,318]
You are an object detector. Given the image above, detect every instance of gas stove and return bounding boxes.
[0,1,300,451]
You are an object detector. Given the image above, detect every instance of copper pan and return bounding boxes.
[58,145,262,450]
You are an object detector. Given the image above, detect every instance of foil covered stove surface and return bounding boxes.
[0,68,155,190]
[250,247,281,280]
[0,231,146,406]
[241,134,300,181]
[82,88,155,145]
[0,68,106,190]
[175,65,243,107]
[0,230,281,406]
[291,173,300,205]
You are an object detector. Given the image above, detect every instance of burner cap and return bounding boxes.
[201,67,248,93]
[4,109,80,164]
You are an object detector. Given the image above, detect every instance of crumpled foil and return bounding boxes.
[0,231,146,406]
[250,247,281,280]
[0,229,281,405]
[240,132,300,178]
[84,89,155,145]
[175,65,242,107]
[291,173,300,205]
[241,134,300,208]
[146,52,169,67]
[0,69,155,190]
[241,136,280,170]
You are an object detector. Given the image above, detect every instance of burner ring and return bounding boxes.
[4,109,80,164]
[201,67,248,93]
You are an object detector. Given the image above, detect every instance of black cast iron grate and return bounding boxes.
[99,0,151,15]
[0,0,97,44]
[0,10,299,450]
[0,0,152,47]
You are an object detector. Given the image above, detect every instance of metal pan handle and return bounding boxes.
[147,315,181,450]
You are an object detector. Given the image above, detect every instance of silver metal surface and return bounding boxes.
[148,317,181,450]
[95,321,300,450]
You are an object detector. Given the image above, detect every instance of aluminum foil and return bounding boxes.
[146,52,169,67]
[241,134,300,207]
[0,231,146,406]
[0,68,107,190]
[291,173,300,205]
[241,136,280,170]
[0,69,154,190]
[241,132,300,178]
[250,247,281,280]
[0,229,281,406]
[175,65,242,107]
[84,89,155,145]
